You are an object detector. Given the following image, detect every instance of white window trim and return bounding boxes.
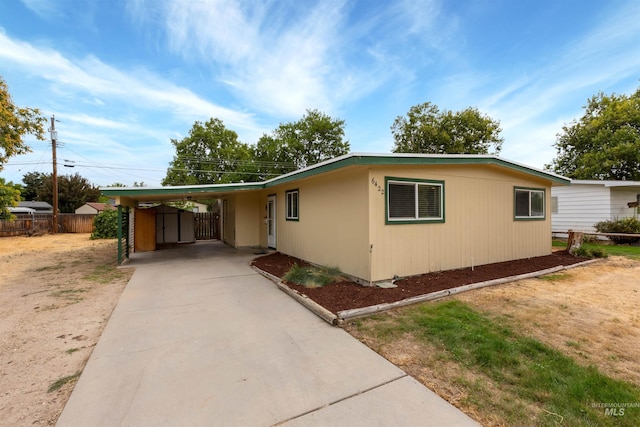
[285,189,299,221]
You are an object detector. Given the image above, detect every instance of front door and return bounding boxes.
[267,195,276,248]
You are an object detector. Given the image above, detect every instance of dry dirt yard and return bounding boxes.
[0,234,132,426]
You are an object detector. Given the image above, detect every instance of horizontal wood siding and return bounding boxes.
[370,165,552,282]
[551,185,611,232]
[271,167,370,281]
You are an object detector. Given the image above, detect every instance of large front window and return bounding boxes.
[386,178,444,223]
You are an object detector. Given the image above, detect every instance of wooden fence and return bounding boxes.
[195,212,220,240]
[0,213,97,237]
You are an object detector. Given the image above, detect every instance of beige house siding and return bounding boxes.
[222,192,262,247]
[368,165,552,282]
[234,192,261,247]
[267,167,371,281]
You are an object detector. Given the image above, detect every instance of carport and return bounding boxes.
[102,182,264,264]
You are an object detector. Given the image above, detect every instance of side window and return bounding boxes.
[286,189,299,221]
[515,187,545,219]
[386,178,444,224]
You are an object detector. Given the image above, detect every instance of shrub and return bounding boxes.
[594,217,640,244]
[283,263,342,288]
[91,209,118,239]
[572,246,608,259]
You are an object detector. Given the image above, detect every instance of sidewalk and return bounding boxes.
[57,241,478,426]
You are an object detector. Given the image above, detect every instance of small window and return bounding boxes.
[386,178,444,223]
[286,189,299,221]
[515,188,545,219]
[551,196,558,214]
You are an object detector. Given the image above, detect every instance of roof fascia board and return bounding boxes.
[101,153,569,197]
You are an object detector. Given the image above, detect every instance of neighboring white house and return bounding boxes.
[551,180,640,235]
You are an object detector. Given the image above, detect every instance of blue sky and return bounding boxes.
[1,0,639,187]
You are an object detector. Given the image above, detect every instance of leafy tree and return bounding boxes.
[163,118,254,185]
[21,171,47,201]
[549,87,640,180]
[250,109,349,180]
[252,134,297,180]
[391,102,503,155]
[0,76,46,217]
[23,172,100,213]
[0,178,22,219]
[270,109,350,169]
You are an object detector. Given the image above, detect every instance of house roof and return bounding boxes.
[102,153,570,202]
[81,202,115,211]
[18,201,53,210]
[568,179,640,188]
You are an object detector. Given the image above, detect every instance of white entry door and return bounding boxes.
[267,195,276,248]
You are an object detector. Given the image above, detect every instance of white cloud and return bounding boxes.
[0,31,259,132]
[129,0,405,118]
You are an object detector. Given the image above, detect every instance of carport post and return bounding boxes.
[117,206,123,264]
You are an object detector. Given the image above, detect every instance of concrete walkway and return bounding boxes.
[57,241,478,426]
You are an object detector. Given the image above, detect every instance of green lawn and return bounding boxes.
[553,240,640,259]
[354,300,640,426]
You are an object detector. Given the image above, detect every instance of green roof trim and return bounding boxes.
[100,153,569,199]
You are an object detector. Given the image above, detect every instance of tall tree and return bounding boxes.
[391,102,503,155]
[22,172,100,213]
[272,109,350,169]
[549,87,640,180]
[21,171,47,201]
[252,134,297,181]
[163,118,254,185]
[0,76,46,217]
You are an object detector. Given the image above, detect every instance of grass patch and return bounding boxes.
[49,288,87,302]
[85,264,129,284]
[581,243,640,260]
[538,273,571,281]
[33,263,65,272]
[359,300,640,426]
[48,371,81,393]
[283,264,342,288]
[65,348,80,355]
[553,239,640,259]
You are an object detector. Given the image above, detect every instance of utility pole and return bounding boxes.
[50,116,58,234]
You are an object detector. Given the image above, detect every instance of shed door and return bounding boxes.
[135,208,156,252]
[267,195,276,248]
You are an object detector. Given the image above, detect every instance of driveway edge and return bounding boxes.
[251,265,339,325]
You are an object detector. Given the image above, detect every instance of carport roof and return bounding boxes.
[101,152,570,203]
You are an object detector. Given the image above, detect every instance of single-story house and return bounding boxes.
[75,202,116,215]
[102,153,569,284]
[18,201,53,214]
[551,180,640,235]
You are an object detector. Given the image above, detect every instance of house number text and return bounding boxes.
[371,178,384,195]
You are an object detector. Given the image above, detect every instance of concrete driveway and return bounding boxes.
[57,241,478,426]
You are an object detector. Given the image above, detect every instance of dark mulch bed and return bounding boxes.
[251,251,587,314]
